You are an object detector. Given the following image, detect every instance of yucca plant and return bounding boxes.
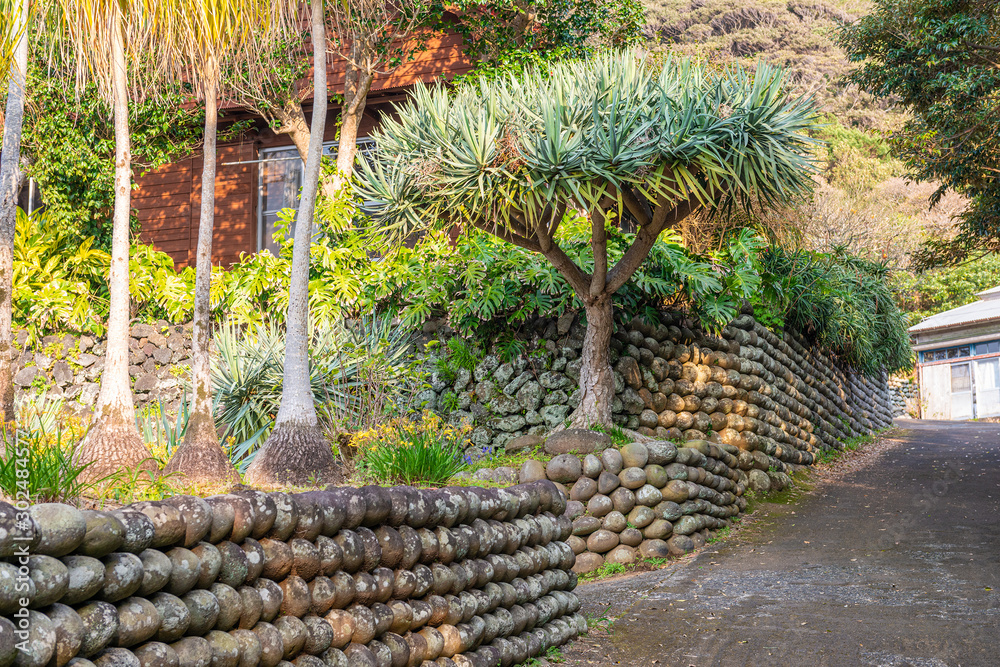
[212,317,413,471]
[135,394,191,464]
[357,51,819,427]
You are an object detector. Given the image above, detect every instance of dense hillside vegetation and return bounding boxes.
[644,0,1000,320]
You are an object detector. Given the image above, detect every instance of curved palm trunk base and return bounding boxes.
[567,297,615,430]
[163,413,239,490]
[244,422,343,488]
[75,413,156,484]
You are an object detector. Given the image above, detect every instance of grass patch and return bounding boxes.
[579,557,672,582]
[525,646,565,665]
[461,444,551,475]
[813,429,886,465]
[590,422,631,447]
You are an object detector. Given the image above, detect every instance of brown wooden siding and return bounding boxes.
[135,23,472,269]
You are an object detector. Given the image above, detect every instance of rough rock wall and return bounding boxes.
[2,482,581,667]
[425,310,895,456]
[887,376,919,417]
[13,322,192,414]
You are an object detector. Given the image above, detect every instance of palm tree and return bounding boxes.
[56,0,159,478]
[0,0,30,428]
[244,0,342,486]
[158,0,279,487]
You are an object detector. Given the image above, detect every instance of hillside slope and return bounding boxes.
[645,1,967,272]
[646,0,877,121]
[642,0,1000,323]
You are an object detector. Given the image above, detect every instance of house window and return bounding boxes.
[257,139,377,254]
[951,363,972,393]
[976,340,1000,355]
[926,345,972,362]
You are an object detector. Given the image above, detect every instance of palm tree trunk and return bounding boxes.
[74,16,153,481]
[165,70,238,488]
[245,0,340,487]
[0,0,28,429]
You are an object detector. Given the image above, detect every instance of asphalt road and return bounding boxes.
[562,420,1000,667]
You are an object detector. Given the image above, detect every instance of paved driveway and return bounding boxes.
[562,420,1000,667]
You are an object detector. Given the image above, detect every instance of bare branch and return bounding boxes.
[590,209,607,298]
[606,195,700,294]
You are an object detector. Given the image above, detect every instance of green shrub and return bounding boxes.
[753,245,913,375]
[13,208,194,341]
[2,393,102,503]
[212,316,415,468]
[351,412,469,486]
[894,253,1000,323]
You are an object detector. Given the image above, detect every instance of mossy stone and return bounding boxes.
[29,504,86,557]
[78,511,126,558]
[77,601,119,657]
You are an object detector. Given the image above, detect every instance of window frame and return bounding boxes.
[256,138,377,253]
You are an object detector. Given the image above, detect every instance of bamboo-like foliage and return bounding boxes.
[357,52,817,243]
[0,0,28,85]
[152,0,286,94]
[53,0,162,102]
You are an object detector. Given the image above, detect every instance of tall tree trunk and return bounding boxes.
[333,51,374,191]
[246,0,340,487]
[569,294,615,429]
[0,0,28,429]
[165,70,238,488]
[74,19,153,481]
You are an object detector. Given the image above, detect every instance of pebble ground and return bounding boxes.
[560,419,1000,666]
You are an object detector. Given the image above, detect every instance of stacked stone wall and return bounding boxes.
[2,481,582,667]
[459,312,896,572]
[887,375,919,417]
[420,311,894,454]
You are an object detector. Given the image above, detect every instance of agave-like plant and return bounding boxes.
[212,316,414,470]
[356,51,819,427]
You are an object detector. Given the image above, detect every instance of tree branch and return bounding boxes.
[539,201,567,253]
[590,209,607,298]
[605,195,700,294]
[966,41,1000,53]
[540,240,592,298]
[471,219,541,253]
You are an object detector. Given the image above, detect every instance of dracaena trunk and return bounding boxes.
[569,295,616,429]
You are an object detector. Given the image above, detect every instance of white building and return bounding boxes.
[909,286,1000,420]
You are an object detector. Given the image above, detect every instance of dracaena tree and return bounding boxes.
[0,0,30,428]
[357,53,817,427]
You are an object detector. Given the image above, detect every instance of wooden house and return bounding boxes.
[133,23,473,269]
